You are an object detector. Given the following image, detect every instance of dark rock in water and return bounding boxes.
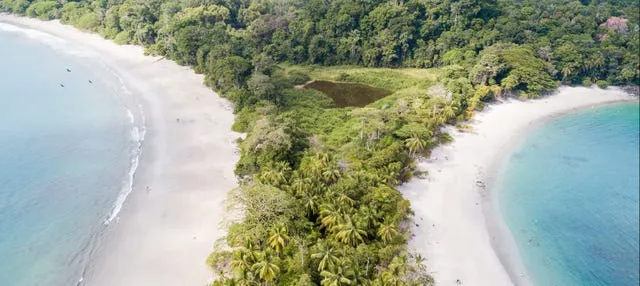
[59,83,65,87]
[88,80,93,84]
[66,68,71,72]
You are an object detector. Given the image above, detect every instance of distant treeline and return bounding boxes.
[2,0,638,93]
[2,0,637,285]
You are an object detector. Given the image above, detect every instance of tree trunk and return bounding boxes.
[366,257,370,275]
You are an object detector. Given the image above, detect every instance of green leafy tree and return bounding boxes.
[320,264,354,286]
[252,252,280,285]
[311,242,341,272]
[268,225,290,254]
[333,216,367,246]
[377,223,399,245]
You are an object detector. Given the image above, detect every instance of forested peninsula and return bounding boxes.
[2,0,638,285]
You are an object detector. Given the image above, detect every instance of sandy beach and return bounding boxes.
[0,15,238,286]
[399,86,637,286]
[1,14,638,286]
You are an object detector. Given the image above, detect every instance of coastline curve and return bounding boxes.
[0,14,240,286]
[399,86,638,286]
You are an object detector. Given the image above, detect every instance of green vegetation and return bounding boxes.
[286,65,440,91]
[2,0,638,285]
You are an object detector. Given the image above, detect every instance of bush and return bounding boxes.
[75,12,100,31]
[336,72,351,81]
[25,1,59,20]
[582,77,593,87]
[596,80,609,89]
[113,31,131,45]
[287,70,311,85]
[11,0,30,14]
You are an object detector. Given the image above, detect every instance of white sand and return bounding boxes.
[399,86,637,286]
[2,15,639,286]
[0,15,239,285]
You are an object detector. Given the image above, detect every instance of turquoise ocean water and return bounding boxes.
[0,25,143,285]
[498,102,640,285]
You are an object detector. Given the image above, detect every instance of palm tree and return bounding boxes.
[322,168,342,185]
[215,272,233,286]
[351,261,371,286]
[357,207,378,232]
[233,266,258,286]
[338,193,355,208]
[268,225,290,254]
[377,223,399,245]
[381,256,408,286]
[290,178,310,195]
[311,242,340,272]
[405,135,426,157]
[259,169,286,187]
[412,253,427,272]
[252,252,280,285]
[561,66,572,82]
[380,164,399,185]
[302,192,319,216]
[259,161,291,187]
[320,264,354,286]
[304,154,329,179]
[334,216,366,246]
[235,241,259,262]
[230,249,254,277]
[441,104,456,121]
[317,152,331,165]
[319,204,342,230]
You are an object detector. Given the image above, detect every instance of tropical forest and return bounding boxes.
[1,0,638,285]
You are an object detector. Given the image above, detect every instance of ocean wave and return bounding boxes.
[103,131,142,225]
[0,20,148,226]
[102,67,147,225]
[0,18,150,284]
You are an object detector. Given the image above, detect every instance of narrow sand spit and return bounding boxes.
[399,87,637,286]
[0,15,239,286]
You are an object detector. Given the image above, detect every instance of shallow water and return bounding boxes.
[0,27,140,285]
[498,102,640,285]
[304,80,391,107]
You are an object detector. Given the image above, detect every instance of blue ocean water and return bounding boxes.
[498,102,640,286]
[0,27,141,285]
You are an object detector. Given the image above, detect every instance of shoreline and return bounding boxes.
[0,15,239,285]
[399,86,637,286]
[1,13,638,286]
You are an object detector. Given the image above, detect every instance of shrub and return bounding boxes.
[596,80,609,89]
[336,72,350,81]
[113,31,131,45]
[76,12,100,31]
[287,70,311,85]
[11,0,30,14]
[25,1,59,20]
